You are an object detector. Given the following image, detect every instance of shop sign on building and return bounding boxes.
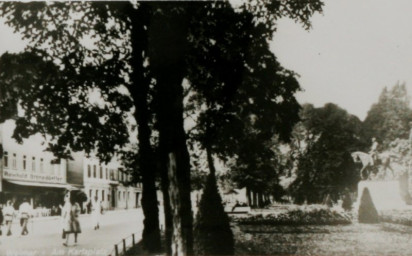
[3,170,65,183]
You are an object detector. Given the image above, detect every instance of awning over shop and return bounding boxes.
[5,180,78,190]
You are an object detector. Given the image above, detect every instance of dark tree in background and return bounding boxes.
[363,83,412,148]
[289,103,363,203]
[186,0,322,208]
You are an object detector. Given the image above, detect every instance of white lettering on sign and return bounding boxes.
[3,170,65,183]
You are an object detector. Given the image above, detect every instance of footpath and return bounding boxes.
[2,208,141,237]
[0,208,144,256]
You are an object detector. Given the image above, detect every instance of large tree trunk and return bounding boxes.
[0,123,3,194]
[206,146,216,177]
[148,4,193,255]
[160,159,173,255]
[129,5,161,252]
[246,187,251,207]
[252,191,257,208]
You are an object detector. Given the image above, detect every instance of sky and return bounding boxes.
[1,1,412,122]
[271,0,412,120]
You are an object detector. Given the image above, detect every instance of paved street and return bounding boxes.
[0,208,145,256]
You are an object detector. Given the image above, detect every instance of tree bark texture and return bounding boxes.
[246,187,251,207]
[148,4,193,255]
[160,159,173,255]
[129,5,161,252]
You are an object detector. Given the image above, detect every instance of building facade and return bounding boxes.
[73,154,141,210]
[0,120,142,211]
[0,120,69,208]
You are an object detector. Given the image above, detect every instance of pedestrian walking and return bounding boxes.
[91,196,101,230]
[3,200,14,236]
[62,192,73,246]
[70,194,82,245]
[18,198,32,236]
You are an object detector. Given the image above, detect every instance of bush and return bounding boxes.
[194,173,234,255]
[233,205,352,226]
[380,209,412,226]
[358,187,379,223]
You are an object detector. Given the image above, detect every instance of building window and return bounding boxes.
[89,189,92,201]
[108,194,110,202]
[100,166,103,179]
[123,191,125,200]
[12,153,17,169]
[40,158,44,172]
[105,168,108,180]
[118,191,121,201]
[93,165,96,178]
[102,190,105,201]
[87,165,91,178]
[3,151,8,168]
[32,157,36,172]
[95,190,98,199]
[23,155,27,170]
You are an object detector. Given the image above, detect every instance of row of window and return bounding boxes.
[88,189,131,203]
[86,164,129,182]
[3,151,60,174]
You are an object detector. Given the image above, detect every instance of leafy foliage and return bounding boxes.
[289,104,363,203]
[234,205,351,226]
[363,83,412,148]
[0,2,134,162]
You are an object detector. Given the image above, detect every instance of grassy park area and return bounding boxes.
[234,222,412,256]
[231,204,412,255]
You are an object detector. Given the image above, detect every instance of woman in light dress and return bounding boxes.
[62,191,82,246]
[61,192,72,246]
[91,196,101,230]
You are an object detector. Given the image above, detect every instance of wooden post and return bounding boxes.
[114,244,119,256]
[132,233,135,246]
[123,239,126,254]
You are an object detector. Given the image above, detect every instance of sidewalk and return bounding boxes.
[0,209,144,256]
[1,208,141,237]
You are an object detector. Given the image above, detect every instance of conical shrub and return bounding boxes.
[358,187,379,223]
[194,173,234,255]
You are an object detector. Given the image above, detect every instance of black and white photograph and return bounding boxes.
[1,1,412,255]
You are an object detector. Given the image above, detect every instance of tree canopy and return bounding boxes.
[289,103,363,203]
[363,83,412,148]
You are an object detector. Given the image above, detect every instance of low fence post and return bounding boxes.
[132,234,135,246]
[123,239,126,254]
[114,244,119,256]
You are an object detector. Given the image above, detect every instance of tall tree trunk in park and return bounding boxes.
[246,187,251,206]
[206,146,216,177]
[260,193,264,207]
[0,84,3,195]
[0,122,3,195]
[160,159,173,255]
[148,4,193,255]
[129,5,161,252]
[252,191,257,208]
